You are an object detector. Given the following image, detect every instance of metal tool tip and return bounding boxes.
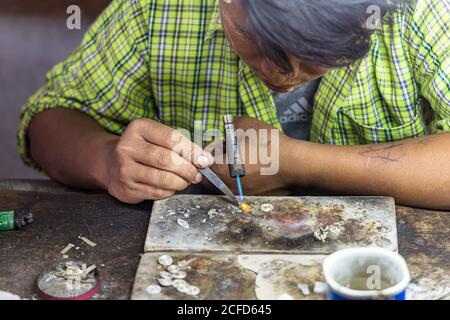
[223,114,234,124]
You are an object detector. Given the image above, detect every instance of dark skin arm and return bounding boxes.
[29,108,114,191]
[29,110,450,209]
[294,134,450,210]
[211,117,450,210]
[206,118,291,195]
[29,108,213,204]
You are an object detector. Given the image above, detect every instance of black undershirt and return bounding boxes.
[272,79,320,141]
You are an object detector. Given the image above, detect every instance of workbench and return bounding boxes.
[0,180,448,300]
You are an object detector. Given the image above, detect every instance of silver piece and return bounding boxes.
[159,271,173,280]
[167,265,180,274]
[208,209,217,218]
[177,261,188,268]
[158,255,173,267]
[172,271,187,279]
[297,283,310,296]
[146,284,162,295]
[172,279,188,288]
[313,228,329,242]
[186,286,200,296]
[158,278,173,287]
[60,243,75,255]
[260,203,275,212]
[278,293,294,300]
[178,258,196,269]
[78,235,97,247]
[176,284,191,294]
[82,264,96,278]
[177,218,189,230]
[313,282,328,295]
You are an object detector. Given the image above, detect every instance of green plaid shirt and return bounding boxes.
[19,0,450,168]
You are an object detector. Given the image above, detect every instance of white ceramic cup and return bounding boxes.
[323,247,411,300]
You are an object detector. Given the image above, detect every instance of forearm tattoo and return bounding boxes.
[359,143,406,165]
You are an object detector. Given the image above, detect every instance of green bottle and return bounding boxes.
[0,211,33,231]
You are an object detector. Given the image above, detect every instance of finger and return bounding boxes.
[129,181,175,200]
[130,163,191,191]
[131,140,203,184]
[205,139,225,157]
[130,119,214,168]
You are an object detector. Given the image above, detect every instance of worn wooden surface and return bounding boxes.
[0,182,448,300]
[396,206,450,299]
[0,179,82,193]
[0,190,151,300]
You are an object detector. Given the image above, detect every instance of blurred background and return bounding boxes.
[0,0,111,179]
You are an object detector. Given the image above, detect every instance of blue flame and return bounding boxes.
[236,175,244,202]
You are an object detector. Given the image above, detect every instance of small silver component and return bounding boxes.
[260,203,275,212]
[158,255,173,267]
[158,278,173,287]
[177,218,189,230]
[146,285,162,295]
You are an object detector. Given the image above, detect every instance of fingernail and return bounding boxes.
[194,172,203,184]
[197,155,211,168]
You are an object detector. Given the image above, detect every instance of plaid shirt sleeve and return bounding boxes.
[406,0,450,133]
[17,0,152,169]
[311,0,449,145]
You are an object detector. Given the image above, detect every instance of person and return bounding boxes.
[19,0,450,209]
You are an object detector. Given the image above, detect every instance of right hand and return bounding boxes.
[102,119,213,203]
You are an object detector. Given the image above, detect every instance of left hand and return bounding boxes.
[204,116,292,195]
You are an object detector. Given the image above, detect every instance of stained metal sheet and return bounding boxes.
[145,195,397,254]
[131,252,327,300]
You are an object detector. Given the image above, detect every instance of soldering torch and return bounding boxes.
[223,115,246,203]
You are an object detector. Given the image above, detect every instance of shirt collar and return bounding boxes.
[205,0,223,41]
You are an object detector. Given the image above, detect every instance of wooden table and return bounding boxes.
[0,180,448,300]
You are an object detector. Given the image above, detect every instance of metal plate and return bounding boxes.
[145,195,398,254]
[36,261,99,300]
[131,252,327,300]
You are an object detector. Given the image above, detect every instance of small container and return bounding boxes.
[0,211,33,231]
[323,247,410,300]
[36,261,100,300]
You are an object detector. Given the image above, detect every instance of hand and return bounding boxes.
[102,119,214,203]
[205,117,292,195]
